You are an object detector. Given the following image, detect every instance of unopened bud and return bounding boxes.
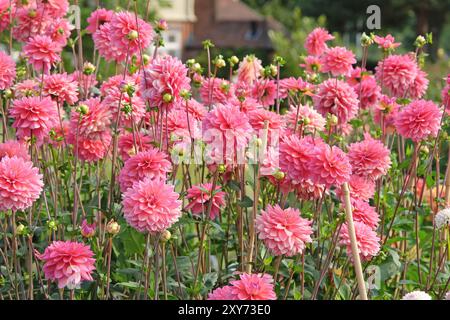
[273,170,285,180]
[16,224,26,235]
[327,113,338,126]
[127,30,139,40]
[156,19,168,31]
[161,230,171,242]
[414,35,427,48]
[76,104,89,115]
[83,62,96,75]
[106,220,120,235]
[3,89,13,99]
[360,32,373,47]
[163,93,173,103]
[215,58,226,69]
[218,164,226,174]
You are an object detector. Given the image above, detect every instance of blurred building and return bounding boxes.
[156,0,282,60]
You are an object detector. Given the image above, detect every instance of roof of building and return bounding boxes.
[214,0,265,22]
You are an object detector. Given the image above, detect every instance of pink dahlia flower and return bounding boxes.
[118,132,154,162]
[93,22,127,62]
[373,95,400,133]
[308,144,352,188]
[347,68,381,109]
[173,98,207,122]
[313,79,359,124]
[237,55,263,85]
[118,148,172,192]
[109,11,153,58]
[23,35,63,74]
[336,175,375,202]
[0,140,30,161]
[409,69,429,99]
[284,105,326,134]
[350,199,379,229]
[279,77,315,99]
[43,73,79,105]
[200,78,238,106]
[10,96,59,144]
[443,75,450,114]
[320,46,356,76]
[402,291,432,300]
[70,132,112,163]
[186,183,226,220]
[247,108,282,132]
[295,178,326,201]
[208,286,237,300]
[38,241,95,289]
[68,98,111,140]
[348,134,391,181]
[0,50,16,90]
[141,55,191,110]
[0,0,13,32]
[122,178,182,234]
[81,219,96,238]
[394,99,442,142]
[373,34,401,51]
[13,79,40,98]
[256,205,313,256]
[304,27,334,56]
[102,87,146,128]
[12,7,51,42]
[300,55,322,73]
[86,8,114,34]
[0,156,43,211]
[375,54,418,98]
[37,0,69,19]
[44,18,73,47]
[251,80,277,107]
[229,273,276,300]
[340,221,380,261]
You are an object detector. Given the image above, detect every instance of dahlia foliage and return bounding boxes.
[0,2,449,302]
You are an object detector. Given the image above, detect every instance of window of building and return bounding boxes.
[245,21,262,40]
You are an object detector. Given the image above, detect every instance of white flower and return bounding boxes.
[435,208,450,229]
[402,290,432,300]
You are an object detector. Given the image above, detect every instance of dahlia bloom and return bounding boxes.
[256,205,313,256]
[174,98,207,122]
[0,140,30,161]
[247,108,282,133]
[279,135,317,184]
[43,73,79,105]
[435,208,450,229]
[375,54,419,98]
[348,134,391,181]
[186,183,226,220]
[208,286,237,300]
[336,175,375,202]
[14,80,40,98]
[86,8,114,33]
[295,178,326,201]
[350,199,379,229]
[109,11,153,58]
[308,144,352,188]
[251,80,277,107]
[0,50,16,90]
[23,35,63,74]
[304,28,334,56]
[402,291,432,300]
[373,34,401,51]
[409,69,429,99]
[12,7,51,42]
[394,99,441,142]
[300,55,322,73]
[320,46,356,76]
[442,75,450,113]
[122,178,182,234]
[0,0,13,33]
[229,273,276,300]
[373,95,400,133]
[81,220,96,238]
[93,22,127,62]
[38,0,69,19]
[284,105,326,134]
[118,132,154,162]
[10,96,59,144]
[118,148,172,192]
[313,79,359,124]
[339,221,380,261]
[69,98,111,139]
[45,18,73,47]
[347,68,381,109]
[38,241,95,289]
[141,55,191,110]
[70,132,112,162]
[200,78,237,106]
[102,87,146,128]
[237,55,263,85]
[0,156,43,212]
[279,77,315,99]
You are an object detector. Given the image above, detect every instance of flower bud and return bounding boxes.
[215,58,226,69]
[47,220,58,231]
[16,224,26,235]
[161,230,171,242]
[142,54,151,66]
[273,170,285,180]
[3,89,13,99]
[127,30,139,40]
[163,93,173,103]
[360,32,373,46]
[106,220,120,235]
[327,113,338,126]
[414,35,427,48]
[218,164,226,174]
[156,19,168,32]
[230,56,239,65]
[76,104,89,115]
[81,219,96,238]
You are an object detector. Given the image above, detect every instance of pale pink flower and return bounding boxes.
[23,35,63,74]
[69,98,111,139]
[0,0,13,32]
[256,205,313,256]
[122,178,182,234]
[300,55,322,73]
[340,221,380,261]
[402,291,432,300]
[38,241,95,289]
[394,99,441,142]
[347,68,381,109]
[141,55,191,110]
[44,18,73,47]
[10,96,59,144]
[336,175,375,202]
[186,183,226,220]
[13,79,40,98]
[320,46,356,76]
[118,148,172,193]
[409,69,429,99]
[43,73,79,105]
[252,80,277,107]
[348,134,391,181]
[237,55,263,85]
[0,50,16,90]
[229,273,276,300]
[0,140,30,161]
[350,199,379,229]
[208,286,237,300]
[0,156,43,211]
[373,95,400,133]
[37,0,69,19]
[308,144,352,188]
[70,132,112,162]
[375,54,418,98]
[86,8,114,34]
[314,79,359,124]
[109,11,153,58]
[373,34,401,51]
[93,22,127,62]
[304,28,334,56]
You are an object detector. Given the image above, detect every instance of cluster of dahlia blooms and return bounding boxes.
[0,3,449,302]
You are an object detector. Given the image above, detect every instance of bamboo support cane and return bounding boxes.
[342,182,368,300]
